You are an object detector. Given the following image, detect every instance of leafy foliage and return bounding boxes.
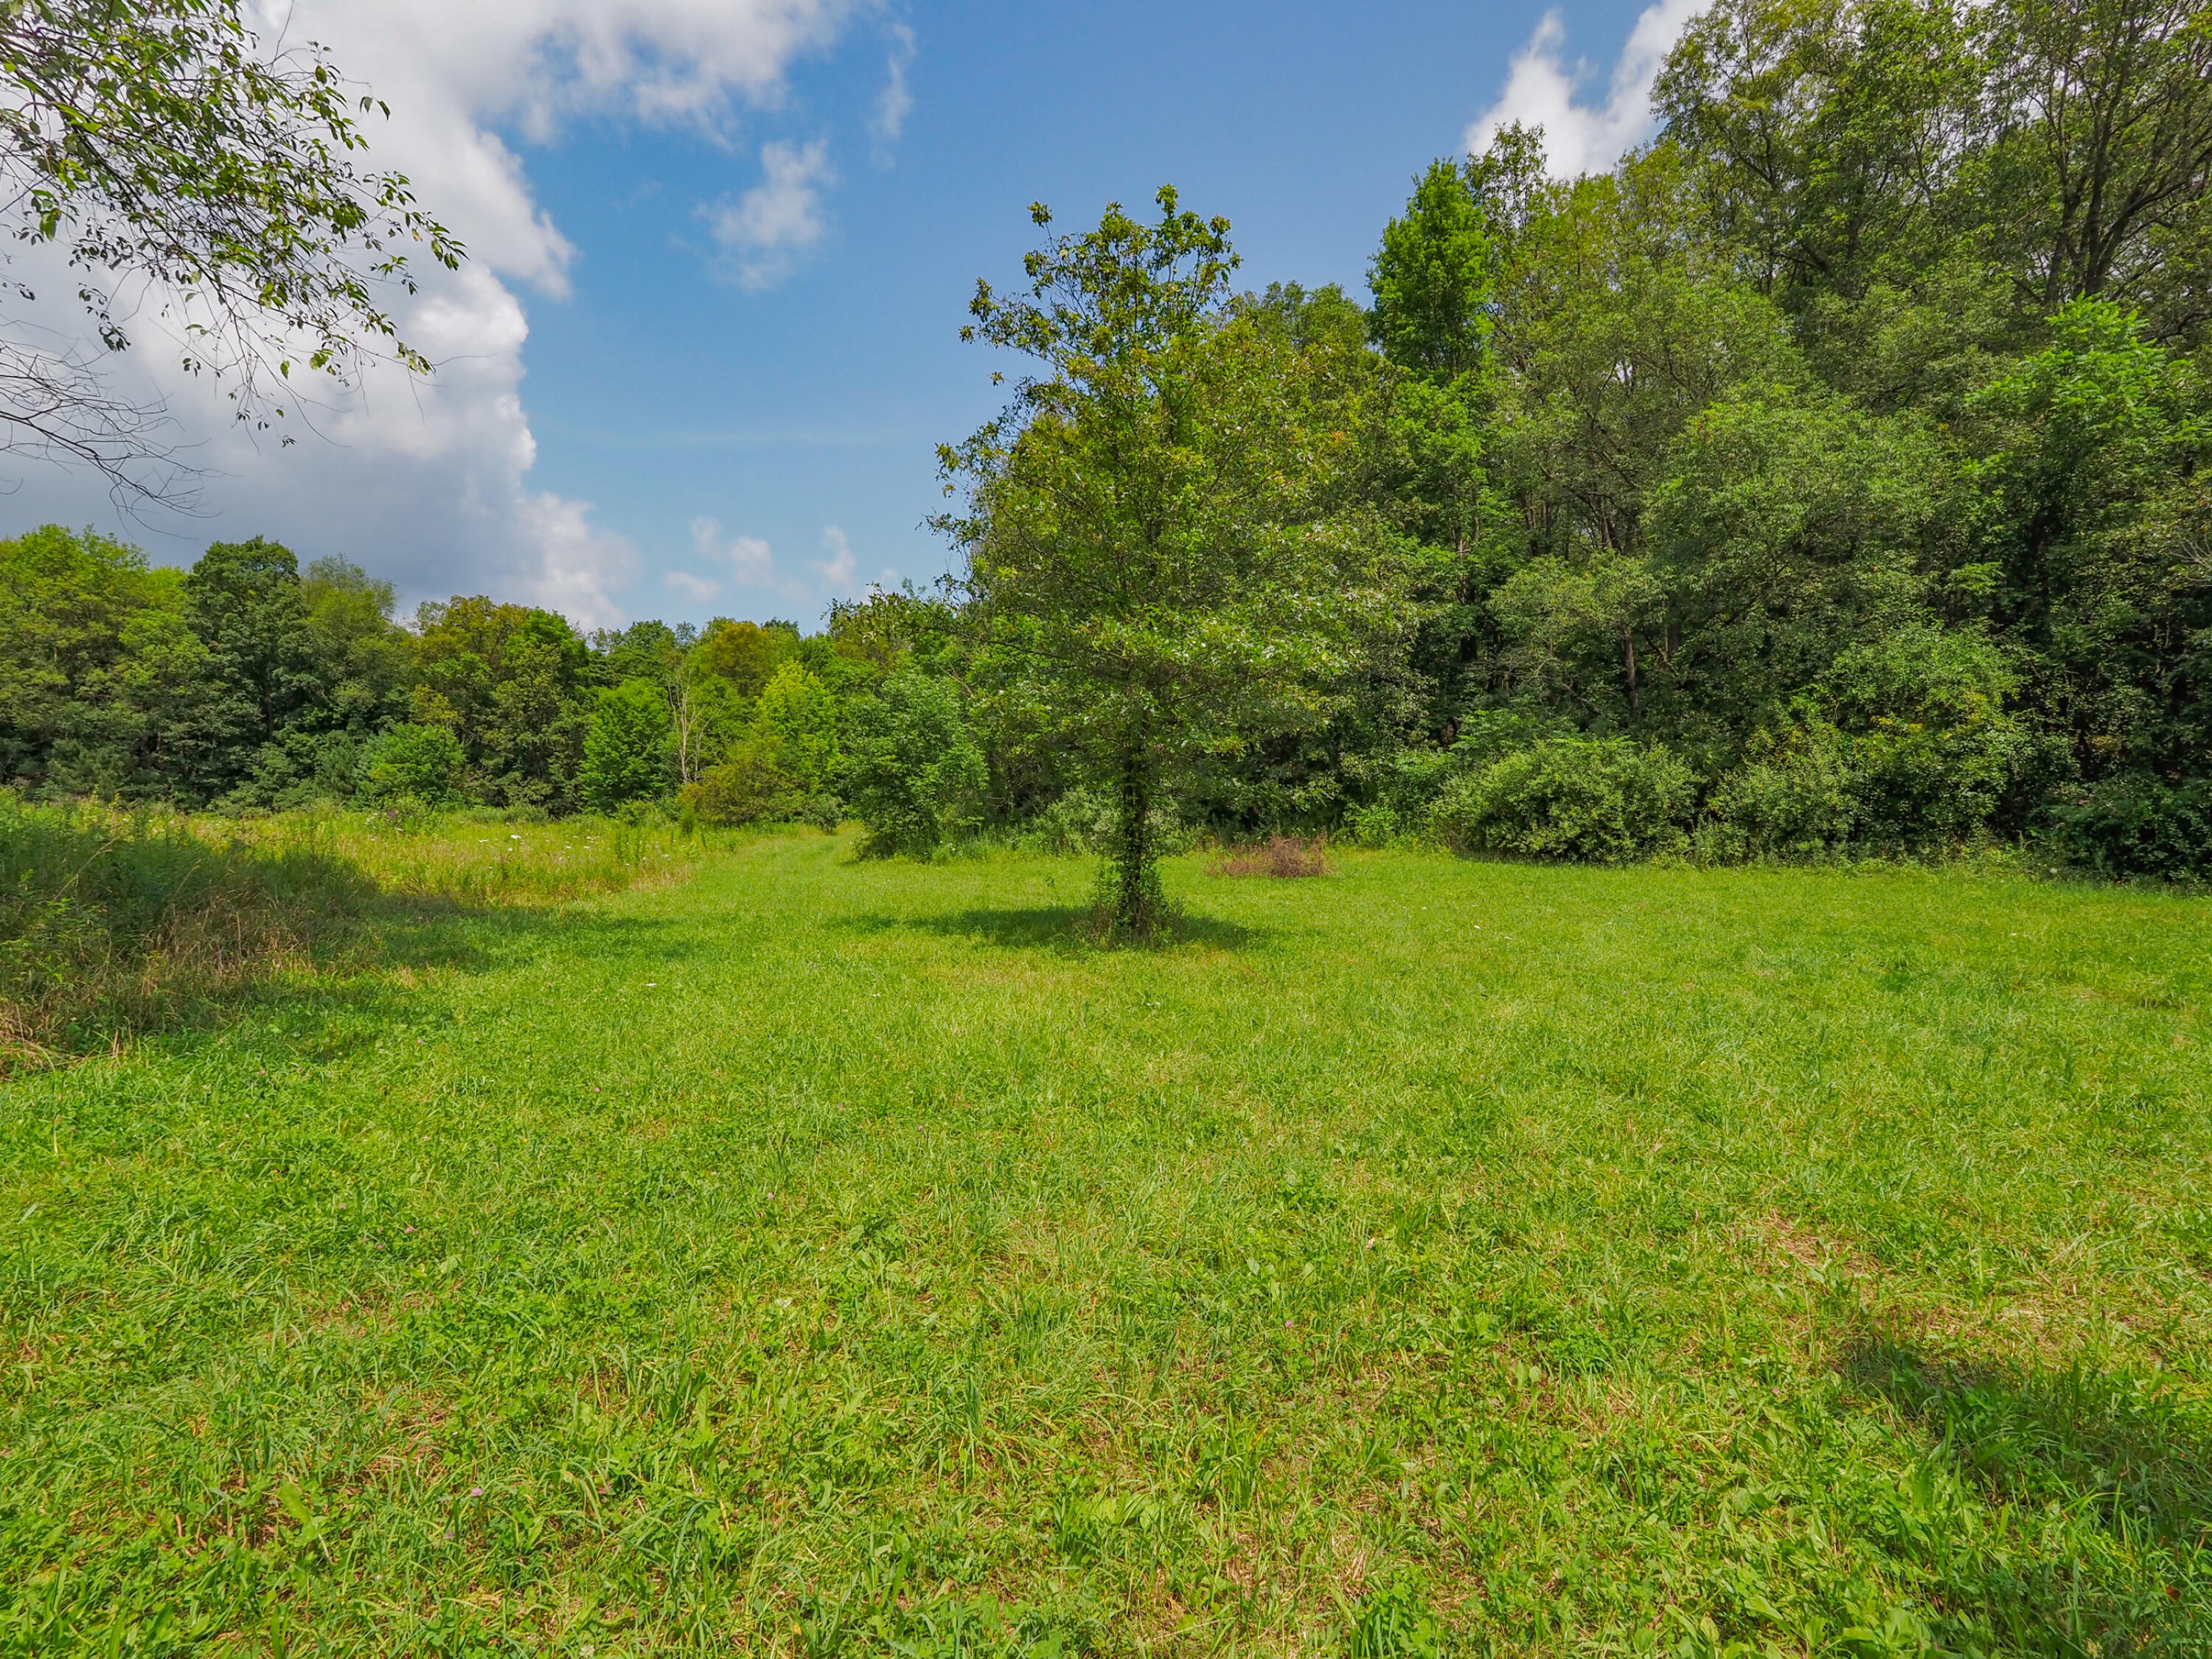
[942,189,1405,928]
[1430,737,1697,862]
[579,679,673,813]
[11,0,2212,879]
[355,722,461,807]
[845,669,986,857]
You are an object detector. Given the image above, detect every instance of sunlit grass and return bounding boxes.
[231,804,727,907]
[1,832,2207,1655]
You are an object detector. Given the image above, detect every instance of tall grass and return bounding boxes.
[0,795,366,1062]
[0,795,749,1065]
[229,804,723,907]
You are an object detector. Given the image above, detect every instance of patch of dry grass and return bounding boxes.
[1210,835,1329,878]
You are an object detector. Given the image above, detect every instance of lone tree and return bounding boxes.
[938,189,1402,936]
[0,0,462,499]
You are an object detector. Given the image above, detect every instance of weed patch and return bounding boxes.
[1212,835,1329,879]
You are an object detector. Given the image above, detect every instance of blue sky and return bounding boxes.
[7,0,1687,629]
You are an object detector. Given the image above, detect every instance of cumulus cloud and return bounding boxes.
[260,0,862,147]
[0,0,872,627]
[700,139,837,291]
[1464,0,1703,178]
[691,515,780,588]
[512,493,641,630]
[675,518,885,613]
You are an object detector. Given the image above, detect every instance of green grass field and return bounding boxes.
[3,833,2210,1657]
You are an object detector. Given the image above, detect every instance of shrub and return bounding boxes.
[844,670,987,857]
[1824,625,2026,846]
[1021,786,1113,855]
[1343,714,1574,849]
[1343,800,1402,847]
[684,736,806,827]
[356,723,465,806]
[752,662,841,797]
[579,679,673,812]
[2046,773,2212,879]
[685,663,845,828]
[1706,726,1858,858]
[1431,738,1695,862]
[1016,786,1197,858]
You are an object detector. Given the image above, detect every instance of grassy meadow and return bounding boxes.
[1,826,2209,1656]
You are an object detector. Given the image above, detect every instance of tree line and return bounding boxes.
[0,526,901,824]
[4,0,2210,926]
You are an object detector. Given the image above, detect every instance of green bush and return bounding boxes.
[1703,629,2054,858]
[579,679,673,812]
[1824,626,2025,846]
[844,671,986,857]
[356,723,465,806]
[1343,714,1574,848]
[752,662,841,797]
[1430,737,1695,862]
[684,737,805,827]
[2047,773,2212,880]
[1706,726,1859,858]
[684,663,846,828]
[1343,799,1404,847]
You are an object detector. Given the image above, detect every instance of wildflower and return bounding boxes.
[470,1486,484,1497]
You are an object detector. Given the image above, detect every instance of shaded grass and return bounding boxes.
[0,796,757,1066]
[0,836,2208,1655]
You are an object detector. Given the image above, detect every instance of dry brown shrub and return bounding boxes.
[1211,835,1329,879]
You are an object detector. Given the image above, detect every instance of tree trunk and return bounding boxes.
[1112,732,1157,935]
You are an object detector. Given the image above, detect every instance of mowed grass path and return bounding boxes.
[4,838,2210,1656]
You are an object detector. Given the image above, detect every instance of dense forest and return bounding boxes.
[5,0,2210,879]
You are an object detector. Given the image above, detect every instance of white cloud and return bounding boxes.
[512,493,640,630]
[814,524,897,598]
[691,515,781,587]
[814,523,858,588]
[678,518,885,613]
[0,1,873,629]
[1464,0,1703,178]
[700,139,836,291]
[663,568,723,605]
[869,23,915,152]
[259,0,862,147]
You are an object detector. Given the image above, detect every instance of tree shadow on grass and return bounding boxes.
[117,901,723,1074]
[835,904,1265,954]
[1,814,718,1071]
[1834,1332,2212,1654]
